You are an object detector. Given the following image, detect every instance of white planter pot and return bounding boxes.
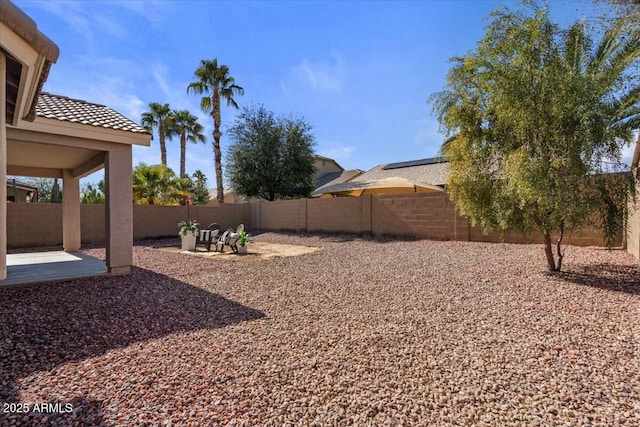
[238,245,248,254]
[181,234,197,251]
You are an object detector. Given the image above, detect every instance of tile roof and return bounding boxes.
[312,170,364,196]
[5,178,38,191]
[36,92,149,134]
[353,158,450,187]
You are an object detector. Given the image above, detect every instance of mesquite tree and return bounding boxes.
[430,4,640,271]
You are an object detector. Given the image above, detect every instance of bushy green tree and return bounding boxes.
[190,170,210,204]
[227,105,316,201]
[430,3,640,271]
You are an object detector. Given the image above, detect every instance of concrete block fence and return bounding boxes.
[6,192,614,249]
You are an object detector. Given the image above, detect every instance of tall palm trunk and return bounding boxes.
[180,132,187,178]
[212,88,224,203]
[159,123,167,166]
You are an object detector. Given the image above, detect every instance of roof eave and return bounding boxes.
[0,0,59,122]
[0,0,59,63]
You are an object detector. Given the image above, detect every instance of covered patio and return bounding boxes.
[0,1,151,284]
[3,251,107,287]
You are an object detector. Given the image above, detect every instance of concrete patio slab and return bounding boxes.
[2,251,107,287]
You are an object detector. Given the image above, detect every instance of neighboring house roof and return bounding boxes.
[354,157,450,187]
[312,156,449,197]
[312,169,364,197]
[5,179,37,191]
[36,92,150,134]
[314,154,344,171]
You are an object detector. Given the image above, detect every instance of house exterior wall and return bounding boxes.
[626,174,640,261]
[0,53,6,280]
[314,157,343,177]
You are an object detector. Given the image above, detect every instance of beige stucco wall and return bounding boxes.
[626,174,640,261]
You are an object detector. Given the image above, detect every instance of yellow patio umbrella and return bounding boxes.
[319,176,444,197]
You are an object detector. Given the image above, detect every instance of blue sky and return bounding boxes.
[16,0,616,187]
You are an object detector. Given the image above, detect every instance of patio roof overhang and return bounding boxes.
[1,0,152,283]
[7,113,151,179]
[0,0,59,124]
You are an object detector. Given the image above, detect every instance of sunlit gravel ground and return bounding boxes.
[1,233,639,426]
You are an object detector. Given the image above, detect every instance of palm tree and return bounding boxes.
[132,162,180,205]
[141,103,172,167]
[168,110,206,178]
[187,59,244,203]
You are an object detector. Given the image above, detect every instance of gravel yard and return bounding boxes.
[1,233,639,426]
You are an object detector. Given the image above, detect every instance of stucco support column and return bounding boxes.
[0,53,7,280]
[62,169,81,251]
[105,146,132,275]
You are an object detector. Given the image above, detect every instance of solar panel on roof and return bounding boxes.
[382,156,446,170]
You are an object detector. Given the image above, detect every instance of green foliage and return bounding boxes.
[237,229,251,246]
[50,178,62,203]
[596,0,640,39]
[187,58,244,204]
[429,3,640,271]
[226,105,317,201]
[167,109,206,178]
[190,170,210,204]
[141,102,173,167]
[81,179,105,204]
[178,219,199,237]
[132,162,188,205]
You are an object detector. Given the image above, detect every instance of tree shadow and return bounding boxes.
[0,267,265,423]
[557,263,640,295]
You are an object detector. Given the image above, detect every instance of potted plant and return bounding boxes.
[237,230,251,254]
[178,219,199,251]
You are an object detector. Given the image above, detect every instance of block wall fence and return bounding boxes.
[7,192,615,248]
